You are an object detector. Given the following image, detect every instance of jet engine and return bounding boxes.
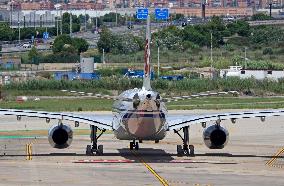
[48,124,73,149]
[203,125,229,149]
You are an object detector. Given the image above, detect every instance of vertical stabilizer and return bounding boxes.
[143,16,152,90]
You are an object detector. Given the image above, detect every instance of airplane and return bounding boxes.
[1,17,284,157]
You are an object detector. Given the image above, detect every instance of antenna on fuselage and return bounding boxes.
[142,15,152,91]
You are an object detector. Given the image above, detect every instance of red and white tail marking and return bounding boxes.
[143,16,152,90]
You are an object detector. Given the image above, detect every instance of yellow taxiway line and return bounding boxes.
[131,150,169,186]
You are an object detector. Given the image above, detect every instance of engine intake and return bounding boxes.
[48,124,73,149]
[203,125,229,149]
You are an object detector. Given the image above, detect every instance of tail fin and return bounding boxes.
[143,16,151,91]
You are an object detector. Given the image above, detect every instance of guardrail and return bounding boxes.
[248,20,284,26]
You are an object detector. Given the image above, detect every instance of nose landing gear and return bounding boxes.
[129,140,139,150]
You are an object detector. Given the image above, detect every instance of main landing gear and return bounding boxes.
[86,125,106,156]
[129,140,139,150]
[174,126,194,157]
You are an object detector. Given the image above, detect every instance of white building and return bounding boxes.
[220,66,284,81]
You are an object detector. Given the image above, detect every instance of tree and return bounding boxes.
[28,46,40,64]
[52,35,89,54]
[61,12,80,34]
[52,35,73,53]
[97,28,115,53]
[251,13,271,21]
[72,38,89,54]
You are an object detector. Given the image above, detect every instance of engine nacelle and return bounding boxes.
[48,124,73,149]
[203,125,229,149]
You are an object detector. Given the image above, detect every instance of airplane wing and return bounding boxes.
[167,109,284,130]
[0,109,113,130]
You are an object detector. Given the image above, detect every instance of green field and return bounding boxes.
[1,97,284,112]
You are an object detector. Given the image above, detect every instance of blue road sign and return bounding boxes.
[43,32,49,40]
[155,8,169,20]
[136,8,148,20]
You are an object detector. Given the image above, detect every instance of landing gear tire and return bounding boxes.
[177,145,183,157]
[135,142,139,150]
[87,126,106,156]
[174,126,195,157]
[130,141,139,150]
[97,145,103,155]
[86,145,93,156]
[130,142,134,150]
[139,140,143,143]
[189,145,195,156]
[155,140,159,143]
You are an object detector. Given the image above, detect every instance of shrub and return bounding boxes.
[263,47,273,55]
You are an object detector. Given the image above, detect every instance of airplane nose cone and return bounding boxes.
[123,99,165,138]
[124,111,165,138]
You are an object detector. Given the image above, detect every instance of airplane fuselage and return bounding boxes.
[112,88,167,141]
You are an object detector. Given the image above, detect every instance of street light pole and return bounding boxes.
[56,10,58,36]
[244,47,248,69]
[102,49,105,64]
[157,47,160,77]
[60,10,62,35]
[84,9,87,32]
[115,8,118,27]
[210,32,213,69]
[45,11,47,34]
[95,10,98,32]
[10,0,13,26]
[34,11,36,30]
[69,12,72,37]
[18,11,20,45]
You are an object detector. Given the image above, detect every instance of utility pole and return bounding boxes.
[18,11,20,45]
[210,32,213,69]
[56,15,59,36]
[102,49,105,64]
[95,15,98,32]
[45,11,47,34]
[269,2,272,18]
[56,10,58,36]
[84,9,87,32]
[34,11,36,30]
[60,10,62,35]
[244,47,248,69]
[45,12,48,51]
[10,0,13,26]
[157,47,160,77]
[115,8,118,27]
[69,12,72,37]
[125,13,127,27]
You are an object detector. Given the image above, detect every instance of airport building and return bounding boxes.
[220,66,284,80]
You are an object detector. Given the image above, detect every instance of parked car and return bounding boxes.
[22,43,32,48]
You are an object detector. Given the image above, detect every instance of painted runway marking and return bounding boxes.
[26,138,37,160]
[26,143,32,160]
[266,147,284,168]
[73,159,135,163]
[73,159,203,164]
[131,150,169,186]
